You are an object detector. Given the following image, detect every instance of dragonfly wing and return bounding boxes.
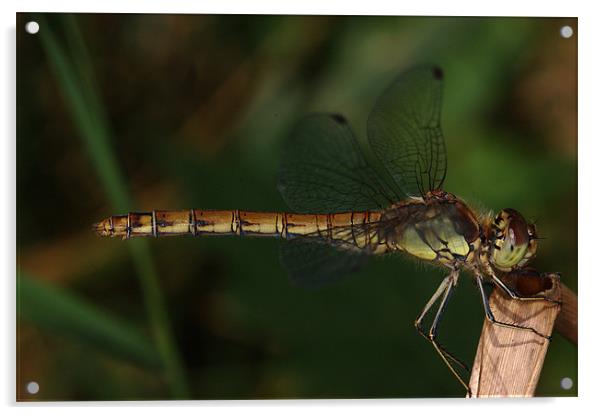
[277,113,399,213]
[279,237,369,288]
[278,217,392,288]
[367,65,447,197]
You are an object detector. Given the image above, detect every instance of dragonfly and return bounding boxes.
[94,65,559,394]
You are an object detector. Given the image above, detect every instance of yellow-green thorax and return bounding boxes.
[381,190,481,266]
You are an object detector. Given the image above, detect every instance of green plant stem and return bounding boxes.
[36,14,189,398]
[18,272,161,368]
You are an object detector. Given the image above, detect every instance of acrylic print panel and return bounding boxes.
[16,13,577,400]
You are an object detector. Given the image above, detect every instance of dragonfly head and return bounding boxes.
[489,208,537,271]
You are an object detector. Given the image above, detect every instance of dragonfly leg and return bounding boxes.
[415,278,468,370]
[414,273,453,340]
[476,275,552,340]
[414,268,472,395]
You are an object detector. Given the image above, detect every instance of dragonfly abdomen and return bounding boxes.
[94,210,282,239]
[94,210,384,250]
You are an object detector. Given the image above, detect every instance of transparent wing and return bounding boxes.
[277,113,400,213]
[278,215,399,288]
[367,65,447,197]
[279,237,369,288]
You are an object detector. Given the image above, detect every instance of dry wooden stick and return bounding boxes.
[467,275,569,398]
[554,283,577,345]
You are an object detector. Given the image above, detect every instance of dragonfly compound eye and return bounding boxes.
[490,208,537,271]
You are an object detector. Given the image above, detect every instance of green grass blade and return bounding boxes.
[18,273,161,369]
[36,14,190,398]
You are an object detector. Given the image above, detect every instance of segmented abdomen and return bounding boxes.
[94,209,386,251]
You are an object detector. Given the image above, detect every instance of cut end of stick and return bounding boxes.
[467,274,563,398]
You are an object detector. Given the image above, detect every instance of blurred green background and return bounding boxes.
[16,14,577,400]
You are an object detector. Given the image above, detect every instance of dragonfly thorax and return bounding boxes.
[381,192,481,265]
